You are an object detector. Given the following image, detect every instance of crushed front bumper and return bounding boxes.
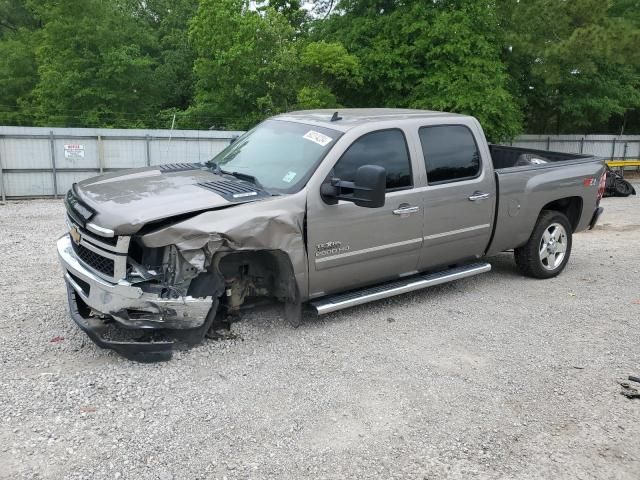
[57,234,215,362]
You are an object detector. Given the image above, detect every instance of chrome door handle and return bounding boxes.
[468,192,490,201]
[393,206,420,215]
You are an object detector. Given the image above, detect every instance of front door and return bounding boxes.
[416,124,496,270]
[306,128,424,297]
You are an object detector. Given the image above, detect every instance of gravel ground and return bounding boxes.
[1,189,639,480]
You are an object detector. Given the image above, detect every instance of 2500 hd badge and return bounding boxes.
[315,241,351,257]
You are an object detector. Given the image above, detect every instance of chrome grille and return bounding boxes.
[67,216,130,282]
[71,241,115,276]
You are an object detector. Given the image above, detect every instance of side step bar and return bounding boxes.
[310,262,491,315]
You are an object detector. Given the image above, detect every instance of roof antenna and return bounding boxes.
[330,111,342,122]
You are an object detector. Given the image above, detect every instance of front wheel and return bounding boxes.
[514,210,573,279]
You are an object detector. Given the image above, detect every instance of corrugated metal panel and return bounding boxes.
[2,126,639,199]
[55,171,98,196]
[0,126,242,198]
[3,172,54,197]
[149,138,230,165]
[103,138,147,169]
[513,134,640,159]
[1,137,51,169]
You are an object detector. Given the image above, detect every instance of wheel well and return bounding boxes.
[214,250,297,308]
[540,197,583,231]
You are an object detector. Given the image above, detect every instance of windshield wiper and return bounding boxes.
[220,169,265,190]
[206,161,222,174]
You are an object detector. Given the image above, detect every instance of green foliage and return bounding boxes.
[0,31,37,125]
[296,85,338,109]
[296,40,362,109]
[0,0,638,135]
[24,0,161,127]
[501,0,640,133]
[188,0,300,129]
[317,0,522,140]
[188,3,358,128]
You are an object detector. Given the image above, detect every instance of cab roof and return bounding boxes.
[272,108,470,132]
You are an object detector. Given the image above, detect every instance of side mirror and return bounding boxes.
[321,165,386,208]
[229,135,239,145]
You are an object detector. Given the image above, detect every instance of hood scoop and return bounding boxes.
[159,163,201,173]
[197,179,270,202]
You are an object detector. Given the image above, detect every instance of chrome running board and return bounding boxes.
[310,262,491,315]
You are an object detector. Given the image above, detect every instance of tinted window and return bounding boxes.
[419,126,480,184]
[333,129,412,190]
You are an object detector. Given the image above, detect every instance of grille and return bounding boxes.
[197,180,268,202]
[71,240,115,277]
[159,163,200,172]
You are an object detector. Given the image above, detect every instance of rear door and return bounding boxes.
[415,123,496,270]
[306,128,424,297]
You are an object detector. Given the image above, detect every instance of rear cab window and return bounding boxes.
[419,125,481,184]
[333,129,413,191]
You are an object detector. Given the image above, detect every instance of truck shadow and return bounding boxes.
[211,253,523,338]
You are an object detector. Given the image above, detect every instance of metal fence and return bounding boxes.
[2,128,640,200]
[511,134,640,161]
[0,126,243,201]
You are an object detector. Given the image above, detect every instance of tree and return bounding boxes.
[0,32,38,125]
[0,0,39,125]
[500,0,640,133]
[296,40,362,109]
[26,0,162,127]
[316,0,523,140]
[189,0,301,129]
[125,0,200,118]
[189,1,363,127]
[0,0,38,36]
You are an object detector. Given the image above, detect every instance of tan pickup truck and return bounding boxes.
[57,109,606,361]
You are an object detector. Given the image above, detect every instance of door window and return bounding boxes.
[333,129,412,190]
[419,125,481,184]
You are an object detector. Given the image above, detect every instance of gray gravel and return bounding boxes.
[1,189,639,480]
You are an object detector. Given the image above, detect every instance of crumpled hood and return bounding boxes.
[74,166,266,235]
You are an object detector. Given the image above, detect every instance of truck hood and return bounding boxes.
[73,166,270,235]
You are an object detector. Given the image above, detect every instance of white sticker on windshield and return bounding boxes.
[282,171,297,183]
[303,130,332,147]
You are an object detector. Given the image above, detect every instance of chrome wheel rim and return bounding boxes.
[539,223,567,271]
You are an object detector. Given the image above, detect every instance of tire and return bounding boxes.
[514,210,572,279]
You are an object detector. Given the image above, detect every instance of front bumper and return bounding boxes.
[57,234,215,361]
[66,284,173,362]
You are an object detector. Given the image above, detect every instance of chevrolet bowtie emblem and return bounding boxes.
[69,225,82,245]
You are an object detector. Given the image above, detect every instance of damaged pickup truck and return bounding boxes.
[57,109,606,361]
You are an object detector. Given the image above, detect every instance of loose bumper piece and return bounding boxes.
[66,284,173,362]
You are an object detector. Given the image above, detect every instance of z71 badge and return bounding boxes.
[315,241,350,257]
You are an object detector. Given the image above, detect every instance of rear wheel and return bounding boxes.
[514,210,572,279]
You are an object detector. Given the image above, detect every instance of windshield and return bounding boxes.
[210,119,341,192]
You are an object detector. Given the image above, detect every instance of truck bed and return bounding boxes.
[485,144,605,256]
[489,144,595,170]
